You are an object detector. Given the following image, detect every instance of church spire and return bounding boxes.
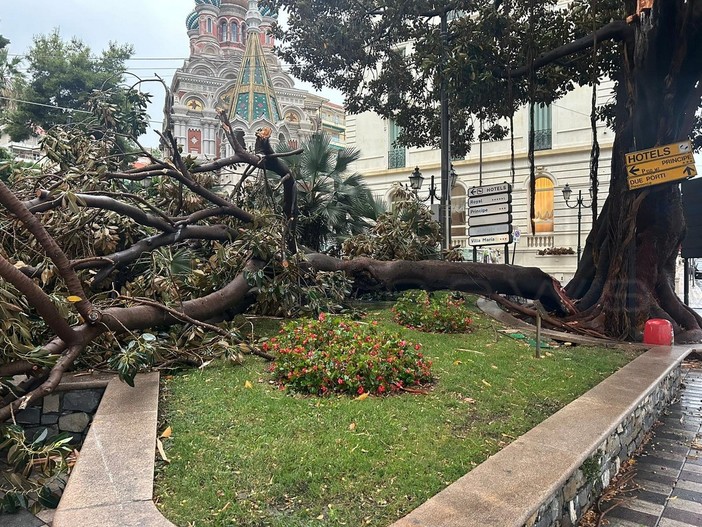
[227,0,281,124]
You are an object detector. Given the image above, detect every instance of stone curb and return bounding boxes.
[52,372,175,527]
[389,339,693,526]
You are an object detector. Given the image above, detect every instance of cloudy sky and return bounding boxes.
[0,0,342,147]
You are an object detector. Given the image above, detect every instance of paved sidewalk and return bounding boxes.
[602,363,702,527]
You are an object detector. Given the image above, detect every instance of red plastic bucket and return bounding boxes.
[643,318,674,346]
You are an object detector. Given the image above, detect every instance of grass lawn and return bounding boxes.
[154,301,640,527]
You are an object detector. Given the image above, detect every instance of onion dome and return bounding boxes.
[195,0,221,7]
[186,11,200,31]
[259,5,277,18]
[221,0,248,6]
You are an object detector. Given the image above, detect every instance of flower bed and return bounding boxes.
[393,290,473,333]
[267,313,432,396]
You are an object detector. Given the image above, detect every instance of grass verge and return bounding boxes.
[155,302,640,527]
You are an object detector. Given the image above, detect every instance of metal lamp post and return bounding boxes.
[439,8,451,251]
[562,183,593,263]
[409,165,458,206]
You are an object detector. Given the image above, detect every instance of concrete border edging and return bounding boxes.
[53,372,175,527]
[390,345,693,527]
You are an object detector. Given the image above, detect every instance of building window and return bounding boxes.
[219,20,228,41]
[451,186,467,237]
[530,103,552,150]
[533,176,554,233]
[207,18,213,34]
[388,120,405,169]
[231,22,239,42]
[242,23,247,44]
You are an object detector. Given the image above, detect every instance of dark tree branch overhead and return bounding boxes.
[504,20,632,78]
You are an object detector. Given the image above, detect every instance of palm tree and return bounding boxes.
[284,133,383,252]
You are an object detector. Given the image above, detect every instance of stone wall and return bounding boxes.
[14,387,105,446]
[523,364,681,527]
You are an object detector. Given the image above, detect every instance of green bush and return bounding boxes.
[392,290,474,333]
[268,313,432,396]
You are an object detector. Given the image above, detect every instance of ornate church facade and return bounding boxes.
[169,0,344,158]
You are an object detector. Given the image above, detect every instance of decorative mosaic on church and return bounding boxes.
[253,93,269,120]
[241,58,251,84]
[235,93,250,119]
[270,97,280,122]
[254,62,264,85]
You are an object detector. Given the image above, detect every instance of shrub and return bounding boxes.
[392,290,473,333]
[268,314,432,396]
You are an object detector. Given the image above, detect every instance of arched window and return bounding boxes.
[533,176,554,232]
[219,20,228,42]
[451,185,467,238]
[206,18,213,34]
[241,24,247,44]
[231,22,239,42]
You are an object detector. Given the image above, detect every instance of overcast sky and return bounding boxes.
[0,0,342,148]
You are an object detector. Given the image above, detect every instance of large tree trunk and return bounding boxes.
[565,3,702,342]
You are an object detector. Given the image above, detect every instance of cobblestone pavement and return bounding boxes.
[602,364,702,527]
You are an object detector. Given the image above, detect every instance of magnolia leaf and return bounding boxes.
[156,438,170,463]
[354,392,369,401]
[244,380,253,389]
[66,295,82,303]
[160,426,172,439]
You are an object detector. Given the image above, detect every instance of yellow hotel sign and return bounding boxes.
[626,140,697,190]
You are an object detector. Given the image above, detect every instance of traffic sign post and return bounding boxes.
[626,140,697,190]
[467,182,513,263]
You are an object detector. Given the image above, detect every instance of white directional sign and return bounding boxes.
[468,182,511,198]
[469,224,511,237]
[468,182,513,247]
[469,213,512,227]
[470,234,512,246]
[468,203,511,217]
[468,193,511,208]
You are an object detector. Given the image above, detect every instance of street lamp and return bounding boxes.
[562,183,593,263]
[439,8,451,251]
[409,165,457,205]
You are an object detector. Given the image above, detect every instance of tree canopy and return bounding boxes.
[2,31,148,148]
[268,0,632,156]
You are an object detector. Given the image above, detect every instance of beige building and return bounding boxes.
[347,78,614,283]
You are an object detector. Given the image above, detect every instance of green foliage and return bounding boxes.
[393,290,473,333]
[3,30,146,155]
[107,333,157,387]
[268,313,432,396]
[274,132,383,252]
[343,184,441,260]
[0,424,73,513]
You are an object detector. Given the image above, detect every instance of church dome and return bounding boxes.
[221,0,247,6]
[186,11,200,31]
[195,0,221,7]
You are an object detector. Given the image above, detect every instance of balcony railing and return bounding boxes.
[388,148,406,169]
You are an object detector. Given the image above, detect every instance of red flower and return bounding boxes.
[357,386,365,395]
